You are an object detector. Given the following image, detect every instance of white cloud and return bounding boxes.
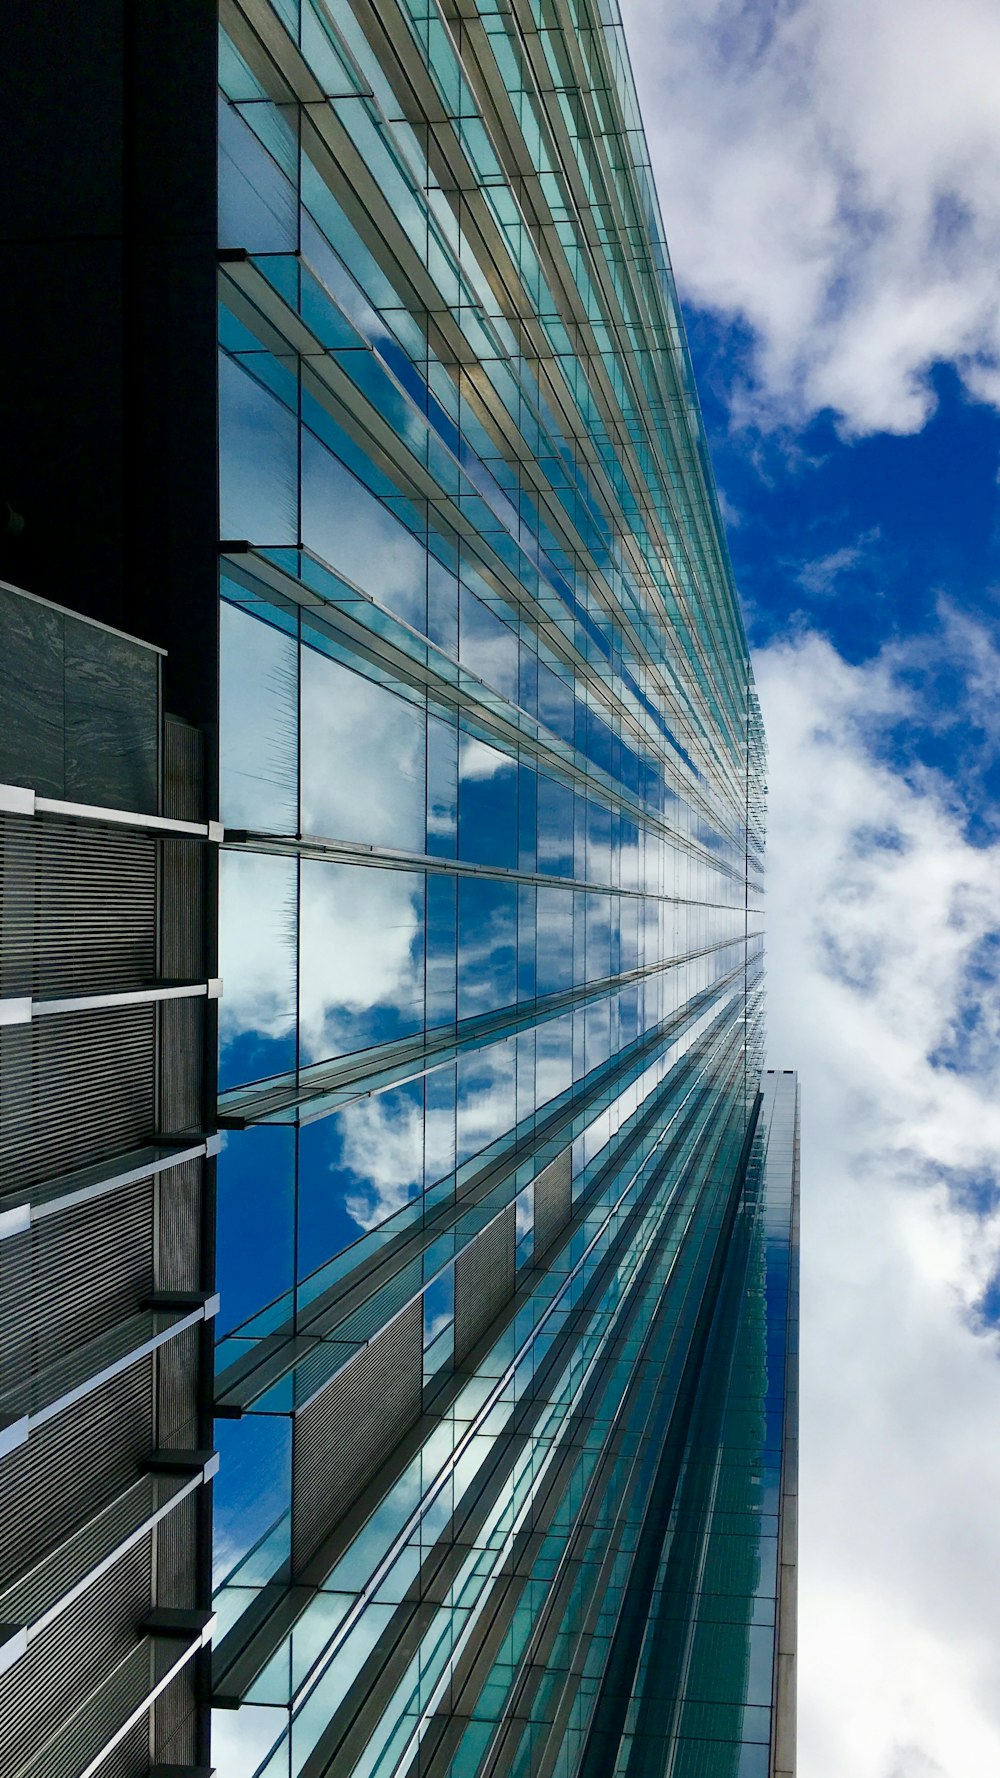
[794,530,881,598]
[458,733,516,781]
[756,626,1000,1778]
[219,849,297,1043]
[337,1085,458,1230]
[298,859,422,1057]
[300,649,426,852]
[618,0,1000,434]
[219,850,423,1064]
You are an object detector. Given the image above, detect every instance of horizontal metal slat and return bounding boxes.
[0,1362,155,1592]
[0,1178,154,1376]
[292,1300,423,1573]
[0,1303,214,1443]
[0,1137,215,1232]
[0,1006,155,1191]
[0,782,222,842]
[0,1535,153,1776]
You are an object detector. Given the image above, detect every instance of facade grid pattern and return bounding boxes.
[210,3,784,1778]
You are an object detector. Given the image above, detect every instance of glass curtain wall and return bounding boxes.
[211,0,768,1774]
[582,1071,799,1778]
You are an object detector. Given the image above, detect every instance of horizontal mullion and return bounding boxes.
[214,968,750,1409]
[0,783,220,840]
[1,980,221,1026]
[0,1138,215,1241]
[223,827,759,907]
[221,548,750,872]
[217,931,749,1126]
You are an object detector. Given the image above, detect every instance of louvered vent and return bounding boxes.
[0,1359,154,1592]
[0,814,156,997]
[292,1300,423,1573]
[0,1534,153,1776]
[156,1492,198,1610]
[160,836,204,978]
[0,1005,155,1193]
[25,1651,159,1778]
[162,716,203,823]
[533,1148,573,1260]
[0,1178,153,1379]
[89,1717,151,1778]
[454,1206,516,1365]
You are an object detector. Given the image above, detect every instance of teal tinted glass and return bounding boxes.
[212,1,782,1775]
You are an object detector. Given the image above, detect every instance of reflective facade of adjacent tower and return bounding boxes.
[210,3,788,1777]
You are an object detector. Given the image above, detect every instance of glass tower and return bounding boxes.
[0,1,795,1775]
[210,3,793,1778]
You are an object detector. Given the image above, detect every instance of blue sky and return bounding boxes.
[694,319,1000,829]
[620,0,1000,1774]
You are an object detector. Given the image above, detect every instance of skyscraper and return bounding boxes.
[2,3,796,1777]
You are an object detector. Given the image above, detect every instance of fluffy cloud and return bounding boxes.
[755,626,1000,1778]
[218,849,423,1062]
[337,1085,458,1230]
[618,0,1000,434]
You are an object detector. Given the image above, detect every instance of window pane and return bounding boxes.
[299,860,425,1062]
[300,649,425,851]
[218,95,297,253]
[220,598,298,831]
[458,734,517,869]
[215,1126,296,1339]
[458,877,516,1019]
[219,352,298,544]
[219,850,297,1089]
[301,431,426,630]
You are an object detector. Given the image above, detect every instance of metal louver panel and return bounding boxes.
[0,1178,153,1376]
[292,1300,423,1573]
[88,1717,150,1778]
[533,1148,573,1260]
[454,1205,516,1365]
[159,836,204,979]
[0,593,212,1775]
[0,814,156,997]
[0,1535,153,1777]
[0,1005,155,1193]
[156,1158,202,1291]
[156,1492,198,1610]
[17,1643,180,1778]
[0,1359,155,1592]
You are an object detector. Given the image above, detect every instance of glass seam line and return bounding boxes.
[218,934,757,1123]
[294,1043,751,1775]
[220,550,750,876]
[214,984,748,1413]
[236,1033,749,1743]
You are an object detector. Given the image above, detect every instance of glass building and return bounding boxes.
[1,1,796,1776]
[209,3,793,1776]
